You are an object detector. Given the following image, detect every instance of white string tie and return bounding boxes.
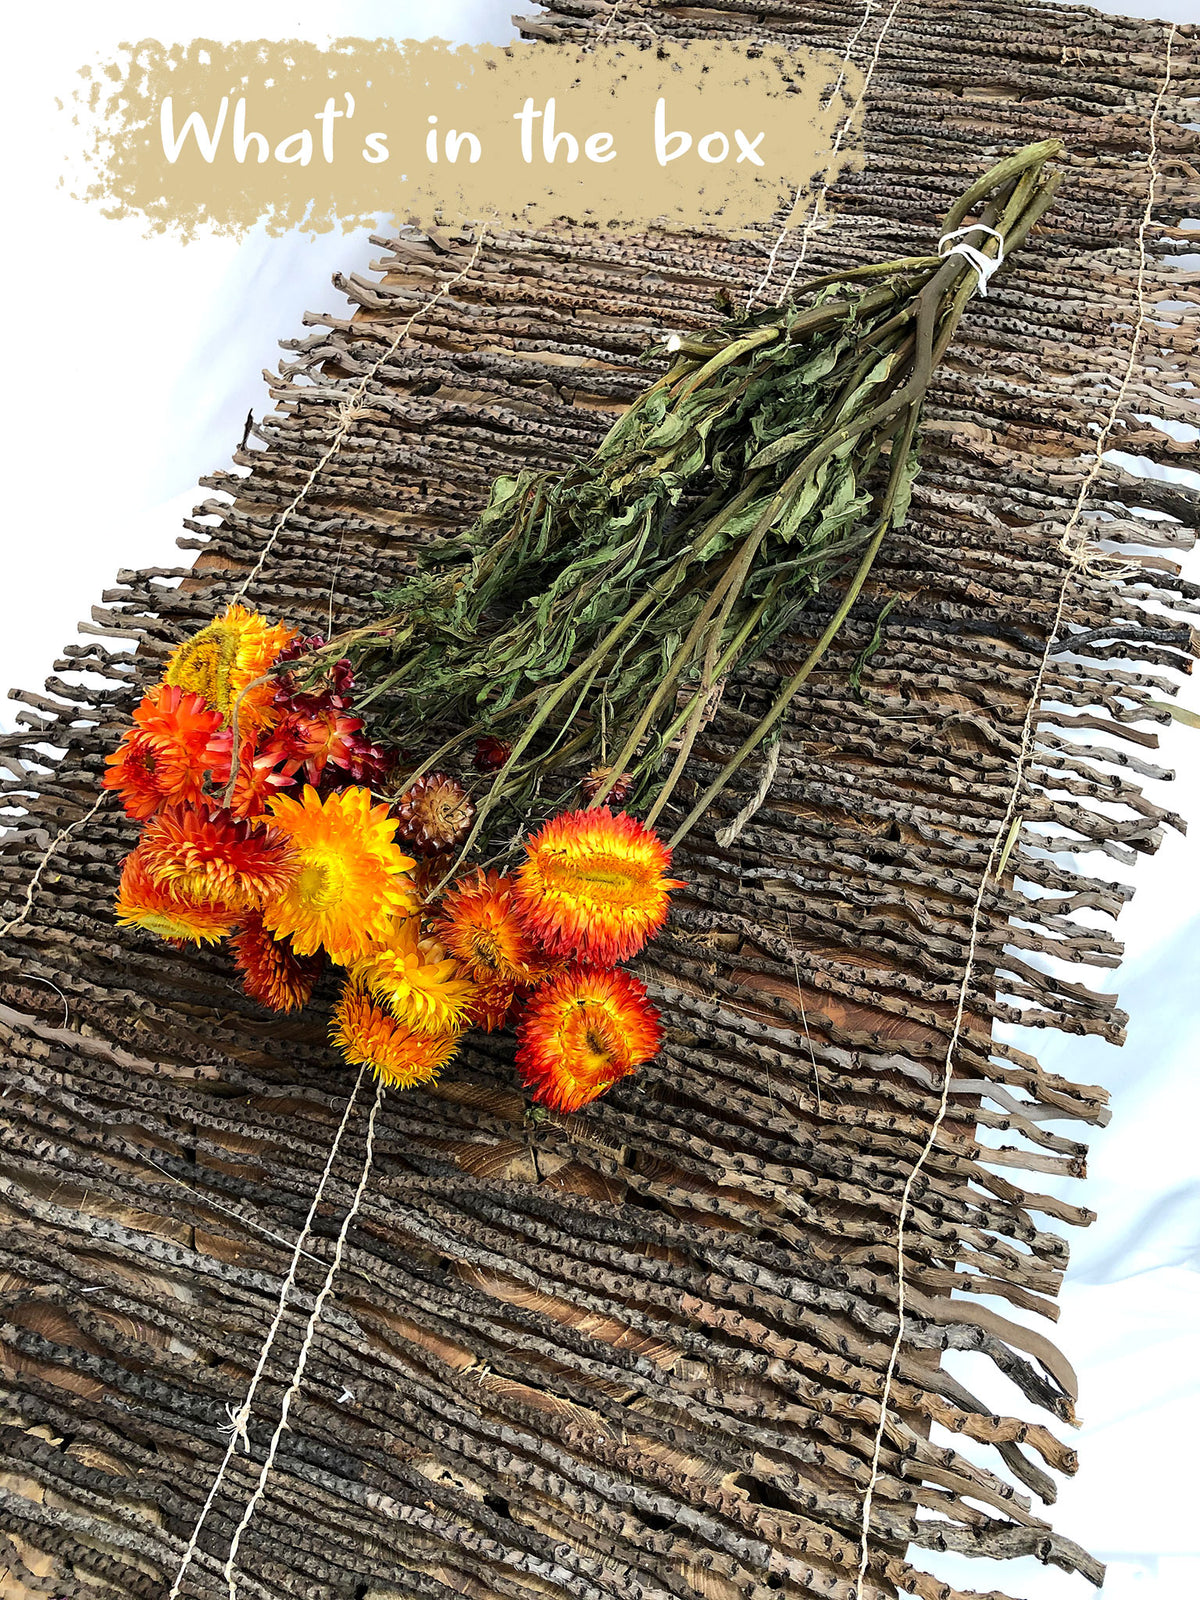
[937,223,1006,297]
[218,1403,251,1454]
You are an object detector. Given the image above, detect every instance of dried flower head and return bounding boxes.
[515,965,660,1112]
[208,733,301,823]
[275,645,358,717]
[139,805,295,911]
[273,707,377,787]
[163,603,295,734]
[353,917,477,1034]
[331,981,461,1090]
[411,850,455,901]
[262,785,416,964]
[467,979,520,1034]
[581,767,634,805]
[115,846,238,946]
[473,735,512,773]
[515,807,685,967]
[394,772,475,852]
[102,685,225,820]
[435,869,544,988]
[232,913,324,1013]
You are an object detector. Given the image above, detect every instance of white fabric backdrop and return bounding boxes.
[3,4,1196,1595]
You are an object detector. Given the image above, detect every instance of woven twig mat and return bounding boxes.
[1,2,1197,1597]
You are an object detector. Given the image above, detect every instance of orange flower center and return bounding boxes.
[563,998,626,1083]
[466,926,505,973]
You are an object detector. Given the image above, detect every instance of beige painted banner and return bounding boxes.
[73,38,863,239]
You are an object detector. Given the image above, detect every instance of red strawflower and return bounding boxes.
[515,966,660,1112]
[206,729,301,820]
[473,735,512,773]
[341,730,390,786]
[232,913,323,1013]
[103,732,186,821]
[276,707,372,785]
[274,637,358,714]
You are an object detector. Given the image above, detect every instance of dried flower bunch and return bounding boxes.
[105,605,683,1108]
[103,145,1060,1110]
[308,142,1060,857]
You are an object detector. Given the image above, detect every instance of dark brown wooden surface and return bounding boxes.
[1,3,1197,1597]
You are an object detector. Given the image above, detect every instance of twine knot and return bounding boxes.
[219,1402,252,1453]
[937,224,1006,298]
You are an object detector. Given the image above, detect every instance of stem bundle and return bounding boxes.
[335,141,1062,862]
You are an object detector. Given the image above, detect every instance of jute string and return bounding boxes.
[0,793,109,944]
[167,1064,368,1598]
[222,1077,386,1599]
[850,26,1177,1598]
[233,221,490,601]
[747,0,906,310]
[165,231,490,1594]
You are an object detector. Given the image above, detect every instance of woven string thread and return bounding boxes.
[164,228,490,1592]
[0,226,490,950]
[233,221,490,601]
[850,25,1177,1600]
[747,0,908,311]
[222,1078,386,1599]
[167,1065,368,1598]
[0,793,109,944]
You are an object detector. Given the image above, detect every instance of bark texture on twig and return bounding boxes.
[1,3,1197,1597]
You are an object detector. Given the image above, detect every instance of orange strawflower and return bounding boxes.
[262,785,416,964]
[331,982,461,1090]
[163,604,295,735]
[514,808,685,966]
[435,869,545,988]
[232,913,323,1013]
[515,965,660,1112]
[466,978,519,1034]
[102,685,225,819]
[115,846,238,946]
[354,917,477,1033]
[139,805,295,910]
[103,732,183,821]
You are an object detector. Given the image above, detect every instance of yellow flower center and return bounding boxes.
[174,868,227,906]
[139,909,203,941]
[564,999,623,1082]
[165,626,240,716]
[297,852,348,911]
[543,849,654,908]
